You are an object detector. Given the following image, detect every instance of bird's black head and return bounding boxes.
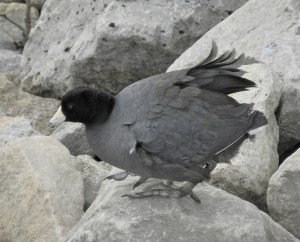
[49,86,115,127]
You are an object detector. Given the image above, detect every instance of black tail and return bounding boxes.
[213,110,268,164]
[247,111,268,135]
[185,41,256,95]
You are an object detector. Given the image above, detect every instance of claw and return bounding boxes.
[162,180,201,203]
[133,177,148,190]
[105,171,128,181]
[190,193,201,203]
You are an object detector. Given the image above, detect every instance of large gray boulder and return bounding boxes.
[168,0,300,154]
[0,136,84,242]
[50,122,93,156]
[267,148,300,239]
[0,116,40,147]
[20,0,248,98]
[63,175,298,242]
[0,75,59,134]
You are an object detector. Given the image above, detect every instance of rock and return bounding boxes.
[208,64,281,210]
[20,0,248,98]
[0,2,39,50]
[63,175,298,242]
[50,122,93,156]
[76,155,111,210]
[0,75,59,134]
[267,148,300,239]
[0,49,22,74]
[167,0,300,154]
[0,136,84,242]
[0,116,40,147]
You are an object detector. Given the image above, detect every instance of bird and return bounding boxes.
[49,43,268,203]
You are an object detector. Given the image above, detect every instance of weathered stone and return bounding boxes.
[267,148,300,239]
[167,0,300,154]
[50,122,93,156]
[0,49,22,73]
[20,0,248,98]
[0,2,39,50]
[208,64,281,210]
[76,155,111,210]
[0,116,40,147]
[0,75,59,134]
[0,136,84,242]
[63,175,298,242]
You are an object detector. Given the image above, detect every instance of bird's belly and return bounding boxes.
[85,124,152,176]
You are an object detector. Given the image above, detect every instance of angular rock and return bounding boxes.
[20,0,248,98]
[0,136,84,242]
[267,148,300,239]
[167,0,300,154]
[76,155,111,210]
[63,176,298,242]
[208,64,281,210]
[50,122,93,156]
[0,116,40,147]
[0,75,59,134]
[0,2,39,50]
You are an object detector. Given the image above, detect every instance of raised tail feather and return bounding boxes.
[183,41,256,95]
[247,110,268,135]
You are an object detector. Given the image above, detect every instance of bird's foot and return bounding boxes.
[162,180,201,203]
[123,181,200,203]
[104,171,129,181]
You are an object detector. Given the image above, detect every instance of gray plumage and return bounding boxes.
[50,43,268,201]
[84,44,268,184]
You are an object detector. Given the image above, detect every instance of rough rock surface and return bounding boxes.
[20,0,248,98]
[0,2,39,50]
[0,49,22,74]
[0,75,59,134]
[50,122,93,156]
[267,148,300,239]
[63,175,298,242]
[168,0,300,154]
[0,116,40,147]
[0,136,84,242]
[208,64,281,210]
[76,155,111,210]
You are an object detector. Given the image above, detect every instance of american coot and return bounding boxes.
[49,43,267,203]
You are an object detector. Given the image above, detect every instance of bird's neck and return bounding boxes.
[85,91,115,126]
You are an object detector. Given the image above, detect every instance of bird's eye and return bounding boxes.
[68,104,73,110]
